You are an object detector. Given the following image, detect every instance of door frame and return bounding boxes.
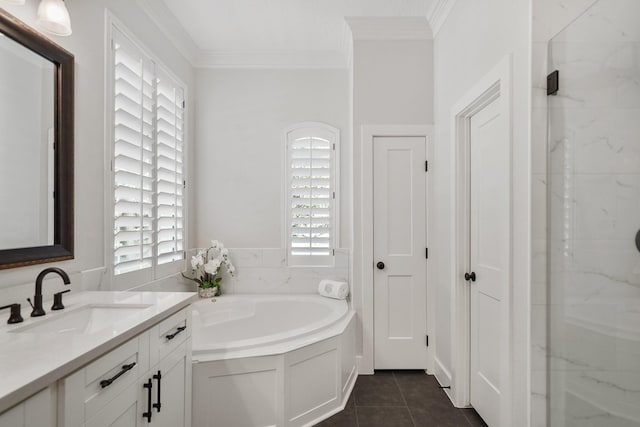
[360,125,435,374]
[450,56,512,424]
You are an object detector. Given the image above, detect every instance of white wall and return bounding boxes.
[351,38,434,359]
[431,0,531,424]
[0,0,196,304]
[194,68,349,249]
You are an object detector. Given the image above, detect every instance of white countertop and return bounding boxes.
[0,291,196,413]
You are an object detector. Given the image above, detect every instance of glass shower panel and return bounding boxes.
[548,1,640,426]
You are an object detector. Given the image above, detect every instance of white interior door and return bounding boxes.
[373,136,427,369]
[469,97,508,426]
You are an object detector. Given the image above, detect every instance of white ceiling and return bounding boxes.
[162,0,436,54]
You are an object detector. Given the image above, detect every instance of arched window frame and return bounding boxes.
[283,122,340,267]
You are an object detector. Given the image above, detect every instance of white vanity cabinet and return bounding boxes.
[145,341,191,427]
[145,308,192,427]
[0,385,57,427]
[58,330,150,426]
[69,343,190,427]
[57,306,192,427]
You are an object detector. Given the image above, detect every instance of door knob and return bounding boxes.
[464,272,476,282]
[376,262,385,270]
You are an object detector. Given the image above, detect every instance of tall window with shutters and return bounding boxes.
[110,26,186,287]
[285,123,339,266]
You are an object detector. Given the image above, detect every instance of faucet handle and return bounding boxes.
[28,295,45,317]
[0,304,24,324]
[52,290,71,311]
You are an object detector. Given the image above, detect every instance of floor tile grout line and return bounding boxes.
[462,410,475,427]
[397,370,476,427]
[352,384,360,427]
[392,371,417,427]
[462,408,486,427]
[353,398,360,427]
[354,405,411,408]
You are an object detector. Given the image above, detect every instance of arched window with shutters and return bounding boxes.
[284,122,340,266]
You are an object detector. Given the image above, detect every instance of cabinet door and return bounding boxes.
[152,340,191,427]
[0,385,57,427]
[85,378,150,427]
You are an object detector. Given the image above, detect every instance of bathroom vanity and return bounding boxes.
[0,291,195,427]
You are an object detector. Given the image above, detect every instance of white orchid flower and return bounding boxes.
[197,240,235,279]
[204,258,221,274]
[191,255,203,270]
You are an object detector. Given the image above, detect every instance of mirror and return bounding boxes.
[0,9,74,270]
[0,34,55,250]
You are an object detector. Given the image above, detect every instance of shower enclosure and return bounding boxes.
[548,0,640,425]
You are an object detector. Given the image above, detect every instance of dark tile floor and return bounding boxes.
[316,371,488,427]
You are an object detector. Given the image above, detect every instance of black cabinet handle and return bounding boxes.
[99,362,136,388]
[142,379,153,423]
[464,272,476,282]
[376,262,385,270]
[152,370,162,412]
[165,325,186,341]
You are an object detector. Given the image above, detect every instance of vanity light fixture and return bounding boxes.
[37,0,72,36]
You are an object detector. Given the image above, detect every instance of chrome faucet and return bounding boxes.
[30,267,71,317]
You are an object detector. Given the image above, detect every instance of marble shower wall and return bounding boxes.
[532,1,603,425]
[546,0,640,425]
[530,0,634,425]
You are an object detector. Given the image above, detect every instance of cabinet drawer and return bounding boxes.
[151,307,191,366]
[81,379,141,427]
[59,332,150,427]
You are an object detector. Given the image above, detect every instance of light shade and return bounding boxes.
[37,0,72,36]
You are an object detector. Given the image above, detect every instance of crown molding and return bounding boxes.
[196,49,347,69]
[340,21,354,70]
[426,0,457,36]
[136,0,198,66]
[345,16,432,41]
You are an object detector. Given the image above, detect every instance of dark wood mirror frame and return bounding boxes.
[0,9,74,270]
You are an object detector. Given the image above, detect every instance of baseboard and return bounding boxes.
[356,355,373,375]
[434,356,455,403]
[434,356,452,385]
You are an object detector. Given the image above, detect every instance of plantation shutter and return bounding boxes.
[286,124,339,266]
[156,68,185,267]
[111,27,187,284]
[112,29,155,277]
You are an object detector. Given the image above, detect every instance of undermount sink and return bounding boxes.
[11,304,153,335]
